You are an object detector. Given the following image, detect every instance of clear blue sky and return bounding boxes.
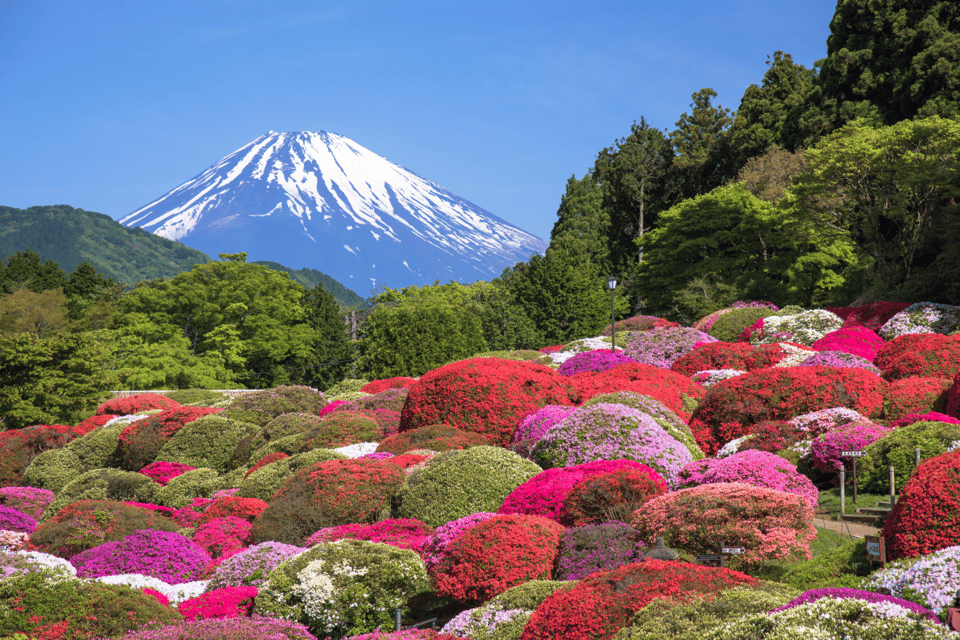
[0,0,838,244]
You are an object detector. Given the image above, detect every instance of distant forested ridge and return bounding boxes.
[251,261,365,308]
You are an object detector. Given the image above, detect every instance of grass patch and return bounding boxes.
[816,487,890,519]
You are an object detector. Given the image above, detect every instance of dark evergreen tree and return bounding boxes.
[2,249,67,294]
[302,282,355,391]
[669,88,737,200]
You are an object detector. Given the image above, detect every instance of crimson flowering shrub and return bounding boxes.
[70,529,211,583]
[0,486,55,520]
[634,483,816,570]
[799,350,881,375]
[600,315,678,335]
[557,349,638,376]
[118,406,222,471]
[178,585,258,620]
[829,301,911,332]
[562,467,667,525]
[892,411,960,428]
[172,496,216,527]
[531,403,693,487]
[419,512,498,572]
[196,497,268,526]
[520,559,756,640]
[139,460,197,485]
[383,452,430,469]
[569,363,705,421]
[811,326,885,361]
[875,334,960,382]
[677,450,818,508]
[884,376,953,420]
[361,377,418,394]
[245,452,289,478]
[880,449,960,560]
[97,393,181,415]
[76,413,119,434]
[736,420,806,456]
[0,424,87,486]
[555,522,647,580]
[304,518,433,554]
[498,460,659,525]
[193,516,253,560]
[671,341,786,376]
[622,327,718,369]
[376,423,491,455]
[399,358,577,446]
[251,458,404,545]
[430,514,565,603]
[0,505,37,534]
[30,499,179,558]
[689,366,887,455]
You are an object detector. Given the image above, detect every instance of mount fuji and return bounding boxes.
[120,131,548,290]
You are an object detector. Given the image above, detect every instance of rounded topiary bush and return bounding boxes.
[689,366,887,455]
[156,467,225,509]
[439,579,572,640]
[420,512,499,572]
[557,350,638,377]
[395,446,541,528]
[0,505,37,534]
[66,417,133,471]
[808,420,892,475]
[568,363,705,421]
[811,326,885,361]
[601,315,677,335]
[220,385,327,427]
[430,514,565,603]
[206,540,306,590]
[30,499,179,558]
[519,559,756,640]
[361,377,418,394]
[671,341,774,376]
[0,424,86,486]
[305,518,433,555]
[511,405,577,457]
[555,521,647,581]
[117,406,223,471]
[196,495,269,526]
[677,450,818,508]
[41,468,161,521]
[876,334,960,383]
[376,423,492,455]
[70,529,210,583]
[254,539,431,638]
[117,616,316,640]
[233,413,325,468]
[22,446,83,493]
[582,392,704,460]
[97,393,181,416]
[325,378,371,397]
[749,309,844,346]
[295,410,383,450]
[864,544,960,618]
[707,307,775,342]
[633,483,816,571]
[0,486,55,520]
[138,460,196,485]
[562,467,667,526]
[156,414,257,473]
[798,350,881,375]
[164,388,228,407]
[881,449,960,559]
[861,420,960,494]
[530,404,692,488]
[252,458,404,545]
[884,376,953,421]
[343,387,410,413]
[693,308,733,333]
[622,327,717,369]
[236,448,347,502]
[398,358,577,447]
[879,302,960,340]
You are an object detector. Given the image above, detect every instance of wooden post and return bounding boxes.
[840,466,846,517]
[889,465,896,506]
[915,446,921,467]
[852,457,858,504]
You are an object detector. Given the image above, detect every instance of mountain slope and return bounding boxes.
[120,131,548,288]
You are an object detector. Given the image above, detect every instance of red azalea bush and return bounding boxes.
[244,452,290,478]
[884,376,953,421]
[298,410,384,450]
[251,458,404,545]
[118,406,222,471]
[498,460,661,525]
[376,424,492,455]
[139,460,197,485]
[677,450,818,508]
[881,449,960,560]
[689,366,887,455]
[539,344,566,353]
[810,326,886,361]
[569,363,705,421]
[172,497,217,527]
[829,301,911,332]
[97,393,181,415]
[193,516,253,560]
[75,413,119,434]
[600,315,679,335]
[737,420,806,455]
[670,341,797,376]
[178,586,258,620]
[398,358,578,447]
[361,377,418,394]
[519,559,756,640]
[633,483,817,571]
[562,467,667,525]
[383,453,431,469]
[196,497,269,526]
[430,514,565,603]
[304,518,434,554]
[874,334,960,381]
[0,424,86,486]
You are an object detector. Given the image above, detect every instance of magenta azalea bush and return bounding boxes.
[70,529,211,583]
[0,505,37,534]
[623,327,717,369]
[206,540,306,590]
[892,411,960,428]
[799,350,882,376]
[772,587,940,622]
[677,450,818,508]
[420,512,498,571]
[0,486,55,520]
[193,516,253,560]
[530,403,692,487]
[555,521,647,580]
[809,421,893,473]
[811,326,885,361]
[557,349,638,376]
[790,407,872,436]
[304,518,434,554]
[139,461,198,485]
[178,585,259,620]
[116,614,316,639]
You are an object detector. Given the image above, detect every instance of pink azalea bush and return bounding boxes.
[555,521,648,580]
[677,450,818,508]
[117,614,316,640]
[557,349,638,376]
[799,350,881,376]
[773,587,940,623]
[70,529,211,583]
[178,585,258,620]
[0,486,55,520]
[192,516,253,560]
[809,421,893,473]
[623,327,718,369]
[811,326,885,361]
[139,461,198,486]
[0,505,37,534]
[319,399,351,417]
[513,405,577,445]
[892,411,960,428]
[304,518,434,554]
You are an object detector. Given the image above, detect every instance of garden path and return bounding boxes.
[814,510,880,539]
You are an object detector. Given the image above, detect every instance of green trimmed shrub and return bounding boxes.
[231,413,325,469]
[117,406,222,471]
[251,458,404,545]
[254,539,431,638]
[23,447,82,492]
[220,385,327,427]
[443,580,573,640]
[246,433,308,462]
[778,539,869,591]
[164,388,229,406]
[860,421,960,493]
[156,415,259,473]
[42,468,160,521]
[236,448,347,502]
[327,391,371,403]
[583,392,705,460]
[0,569,182,638]
[324,378,370,397]
[376,424,492,455]
[472,350,556,366]
[156,468,224,509]
[66,419,129,470]
[395,446,542,528]
[707,307,776,342]
[295,411,383,449]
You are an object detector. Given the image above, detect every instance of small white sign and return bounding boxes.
[841,450,867,457]
[721,547,746,555]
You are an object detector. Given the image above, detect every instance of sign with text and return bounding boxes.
[865,535,886,565]
[841,450,867,458]
[721,547,745,555]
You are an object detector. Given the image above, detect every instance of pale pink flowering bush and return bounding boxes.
[117,614,316,639]
[799,350,882,376]
[790,407,871,436]
[879,302,960,339]
[623,327,718,369]
[304,518,433,554]
[206,540,306,590]
[809,421,893,473]
[513,405,576,444]
[632,482,816,570]
[677,450,818,508]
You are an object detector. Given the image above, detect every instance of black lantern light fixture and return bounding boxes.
[607,275,617,353]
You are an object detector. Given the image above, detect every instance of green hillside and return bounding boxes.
[0,204,365,306]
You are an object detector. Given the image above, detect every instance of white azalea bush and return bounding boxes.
[879,302,960,339]
[751,309,844,346]
[864,545,960,619]
[254,538,431,638]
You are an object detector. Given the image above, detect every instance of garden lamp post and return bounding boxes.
[607,275,617,353]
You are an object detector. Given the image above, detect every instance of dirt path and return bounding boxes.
[814,510,881,539]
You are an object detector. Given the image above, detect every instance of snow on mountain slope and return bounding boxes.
[120,131,548,289]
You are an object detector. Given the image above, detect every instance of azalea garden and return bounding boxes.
[1,299,960,639]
